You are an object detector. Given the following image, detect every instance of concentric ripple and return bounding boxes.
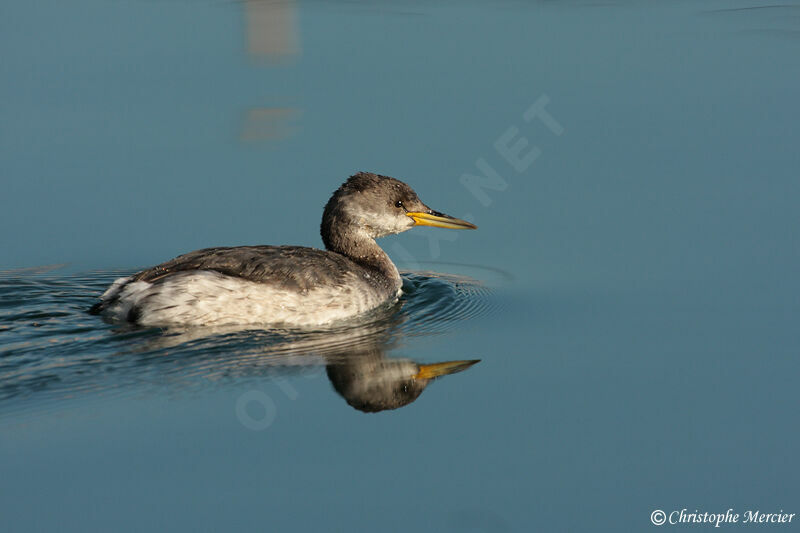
[0,267,500,415]
[398,271,499,336]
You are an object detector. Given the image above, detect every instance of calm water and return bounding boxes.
[2,0,799,531]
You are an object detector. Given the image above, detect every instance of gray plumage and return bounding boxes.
[127,246,374,292]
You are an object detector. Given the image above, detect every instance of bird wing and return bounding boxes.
[131,246,362,291]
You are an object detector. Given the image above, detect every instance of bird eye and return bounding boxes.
[395,200,404,209]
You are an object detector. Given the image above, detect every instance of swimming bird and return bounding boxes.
[90,172,477,327]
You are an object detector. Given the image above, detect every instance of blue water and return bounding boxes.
[2,0,799,531]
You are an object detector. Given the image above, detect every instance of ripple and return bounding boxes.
[0,268,500,416]
[399,272,498,336]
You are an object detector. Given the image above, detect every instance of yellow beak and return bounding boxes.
[406,211,477,230]
[413,359,480,380]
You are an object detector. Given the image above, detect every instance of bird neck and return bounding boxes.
[322,224,400,287]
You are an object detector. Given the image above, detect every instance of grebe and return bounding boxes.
[90,172,477,327]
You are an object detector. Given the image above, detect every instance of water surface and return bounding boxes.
[1,0,799,531]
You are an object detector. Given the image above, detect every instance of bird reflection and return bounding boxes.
[132,303,479,413]
[327,348,477,413]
